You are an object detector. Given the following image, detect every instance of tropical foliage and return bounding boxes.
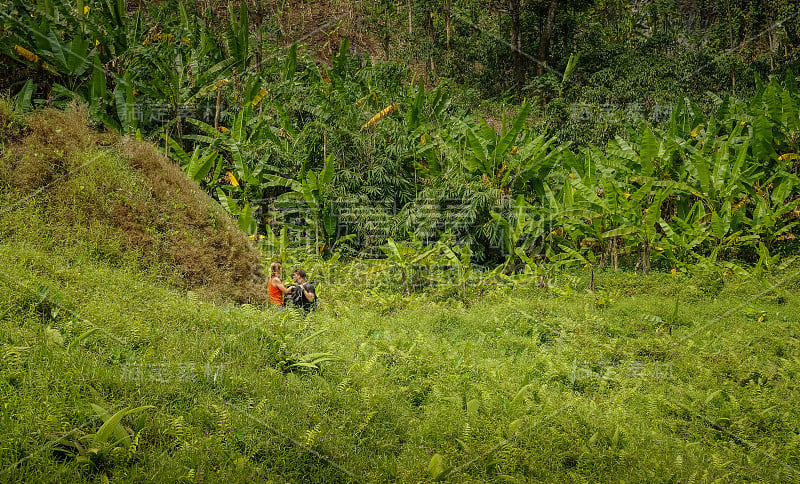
[1,0,799,283]
[3,2,800,482]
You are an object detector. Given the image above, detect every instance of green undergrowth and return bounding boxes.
[1,235,799,482]
[1,101,799,480]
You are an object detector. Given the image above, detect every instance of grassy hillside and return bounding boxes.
[1,105,800,481]
[0,102,266,303]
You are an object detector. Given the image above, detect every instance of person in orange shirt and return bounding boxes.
[267,261,292,307]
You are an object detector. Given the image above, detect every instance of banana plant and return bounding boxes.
[458,101,533,192]
[183,104,270,188]
[403,80,453,177]
[262,225,290,261]
[0,0,148,130]
[224,1,250,76]
[489,195,548,274]
[559,168,623,270]
[170,145,221,184]
[366,237,441,293]
[263,154,339,254]
[750,75,800,166]
[747,171,799,246]
[658,200,710,269]
[600,180,673,274]
[436,239,476,298]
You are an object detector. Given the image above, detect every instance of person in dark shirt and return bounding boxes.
[288,268,316,311]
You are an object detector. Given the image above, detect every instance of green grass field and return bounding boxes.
[2,236,799,482]
[1,104,799,482]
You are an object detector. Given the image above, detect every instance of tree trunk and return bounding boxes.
[425,6,436,44]
[254,1,263,69]
[510,0,523,82]
[726,0,736,94]
[444,0,452,50]
[408,0,413,35]
[537,0,558,76]
[214,88,222,130]
[164,126,170,158]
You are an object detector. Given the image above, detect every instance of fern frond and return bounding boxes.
[358,411,375,433]
[305,422,322,447]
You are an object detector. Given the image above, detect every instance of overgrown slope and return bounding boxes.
[0,103,266,303]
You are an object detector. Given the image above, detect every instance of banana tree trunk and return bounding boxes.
[612,237,619,271]
[641,241,651,275]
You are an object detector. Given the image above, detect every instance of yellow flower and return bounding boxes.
[15,45,39,63]
[361,103,398,130]
[84,5,90,15]
[251,87,267,107]
[623,192,631,199]
[226,171,239,187]
[420,134,426,145]
[218,126,229,133]
[671,268,677,275]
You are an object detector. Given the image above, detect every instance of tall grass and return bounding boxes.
[2,240,799,481]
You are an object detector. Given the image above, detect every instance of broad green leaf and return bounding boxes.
[640,127,658,176]
[752,115,774,162]
[428,453,446,480]
[187,148,217,182]
[319,153,335,186]
[91,405,153,449]
[508,418,524,436]
[495,101,530,161]
[409,79,424,129]
[216,188,240,216]
[284,42,297,81]
[462,123,489,174]
[238,204,255,234]
[466,398,480,417]
[89,55,106,108]
[14,79,35,113]
[602,226,636,238]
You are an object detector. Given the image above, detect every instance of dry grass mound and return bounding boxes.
[0,105,266,303]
